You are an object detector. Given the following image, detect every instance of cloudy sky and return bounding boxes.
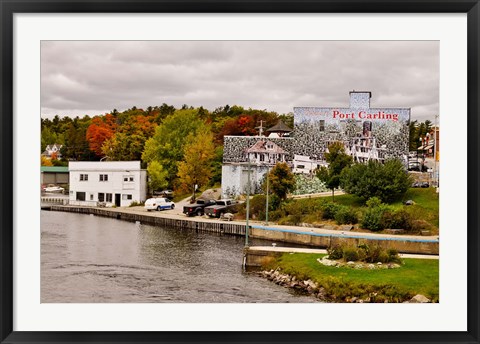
[41,41,439,122]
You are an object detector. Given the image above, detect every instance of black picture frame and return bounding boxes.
[1,1,479,343]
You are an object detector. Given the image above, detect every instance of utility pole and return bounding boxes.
[265,166,269,225]
[245,159,251,247]
[434,114,439,187]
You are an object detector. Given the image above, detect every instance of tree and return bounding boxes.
[41,127,58,152]
[85,114,117,157]
[177,128,216,202]
[147,160,169,193]
[266,162,296,201]
[41,155,53,166]
[316,142,353,201]
[340,159,413,203]
[101,115,156,161]
[142,109,208,185]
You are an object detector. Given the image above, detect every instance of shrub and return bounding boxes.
[321,202,341,220]
[129,201,144,207]
[327,245,343,260]
[334,206,359,224]
[340,159,413,203]
[342,247,359,262]
[381,209,412,229]
[250,195,266,220]
[268,209,285,221]
[327,243,401,264]
[409,219,435,233]
[361,197,390,231]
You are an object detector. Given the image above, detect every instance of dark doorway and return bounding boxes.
[115,193,121,207]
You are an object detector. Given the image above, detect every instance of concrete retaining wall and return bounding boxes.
[48,206,439,255]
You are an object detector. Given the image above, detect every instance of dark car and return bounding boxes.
[204,199,238,218]
[420,182,430,188]
[183,199,216,216]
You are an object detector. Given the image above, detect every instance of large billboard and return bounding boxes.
[293,92,410,164]
[221,91,411,196]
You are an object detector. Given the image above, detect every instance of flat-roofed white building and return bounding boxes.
[68,161,147,207]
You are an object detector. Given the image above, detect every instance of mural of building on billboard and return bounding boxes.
[294,91,411,166]
[221,91,411,197]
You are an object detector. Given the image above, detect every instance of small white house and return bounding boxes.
[42,143,63,160]
[68,161,147,207]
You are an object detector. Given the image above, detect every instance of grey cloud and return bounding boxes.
[41,41,439,121]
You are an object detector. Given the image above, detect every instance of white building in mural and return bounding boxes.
[292,155,323,174]
[222,139,289,198]
[68,161,147,207]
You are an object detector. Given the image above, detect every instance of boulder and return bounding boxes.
[220,213,234,221]
[409,294,431,303]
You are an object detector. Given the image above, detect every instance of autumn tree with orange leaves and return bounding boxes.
[85,114,117,157]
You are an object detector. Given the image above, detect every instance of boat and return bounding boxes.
[43,185,65,193]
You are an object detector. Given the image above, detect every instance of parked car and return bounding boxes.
[144,197,175,211]
[204,199,238,218]
[408,162,428,172]
[153,189,174,198]
[420,182,430,188]
[413,181,429,188]
[183,199,217,216]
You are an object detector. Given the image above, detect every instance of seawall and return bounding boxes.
[47,205,439,255]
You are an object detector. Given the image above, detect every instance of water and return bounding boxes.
[41,211,318,303]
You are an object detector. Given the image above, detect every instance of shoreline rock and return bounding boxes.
[257,269,431,303]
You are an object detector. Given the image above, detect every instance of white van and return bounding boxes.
[144,197,175,211]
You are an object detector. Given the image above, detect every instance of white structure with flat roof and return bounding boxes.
[68,161,147,207]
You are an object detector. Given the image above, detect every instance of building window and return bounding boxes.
[319,120,325,132]
[123,175,134,182]
[99,174,108,182]
[122,194,133,200]
[90,194,94,201]
[106,193,112,203]
[76,192,86,201]
[98,193,105,202]
[80,174,89,181]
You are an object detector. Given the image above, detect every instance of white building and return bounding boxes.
[42,143,63,160]
[292,155,323,174]
[68,161,147,207]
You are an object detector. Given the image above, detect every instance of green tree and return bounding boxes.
[147,160,169,193]
[316,142,353,201]
[41,126,58,152]
[266,162,296,200]
[101,132,144,161]
[340,159,412,203]
[177,128,215,201]
[142,109,207,185]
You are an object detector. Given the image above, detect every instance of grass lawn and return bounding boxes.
[265,253,439,302]
[282,188,439,230]
[334,188,439,228]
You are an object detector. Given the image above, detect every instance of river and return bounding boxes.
[41,211,318,303]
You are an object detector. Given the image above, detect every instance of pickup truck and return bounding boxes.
[183,199,216,216]
[204,199,238,218]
